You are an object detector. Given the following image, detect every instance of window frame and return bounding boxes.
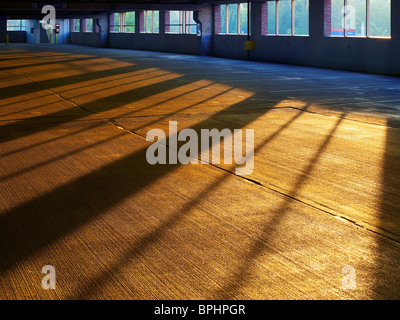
[262,0,309,37]
[325,0,391,38]
[82,18,94,33]
[165,10,197,34]
[6,20,27,31]
[216,2,251,35]
[71,19,81,32]
[110,11,136,33]
[141,10,159,34]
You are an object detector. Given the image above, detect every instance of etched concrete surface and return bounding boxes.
[0,44,399,299]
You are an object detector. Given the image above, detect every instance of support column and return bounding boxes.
[159,10,165,35]
[392,0,400,40]
[194,4,213,55]
[309,0,325,38]
[0,19,6,43]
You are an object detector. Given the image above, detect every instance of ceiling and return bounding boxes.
[0,0,211,19]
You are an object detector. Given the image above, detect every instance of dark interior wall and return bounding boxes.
[0,0,399,75]
[70,28,101,47]
[212,0,400,76]
[108,11,197,54]
[109,32,197,53]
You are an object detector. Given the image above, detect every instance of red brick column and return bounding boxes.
[324,0,332,36]
[214,5,221,34]
[261,2,268,35]
[165,10,170,33]
[139,11,145,32]
[110,13,115,32]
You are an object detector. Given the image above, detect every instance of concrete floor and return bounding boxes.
[0,43,399,300]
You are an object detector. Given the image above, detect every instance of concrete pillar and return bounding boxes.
[251,1,261,39]
[96,13,109,47]
[0,19,6,43]
[309,0,325,38]
[194,5,213,55]
[392,0,400,40]
[159,10,165,35]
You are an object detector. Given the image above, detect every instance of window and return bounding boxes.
[110,12,135,33]
[261,0,309,36]
[83,18,93,32]
[165,11,196,34]
[110,13,120,32]
[325,0,391,38]
[141,10,159,33]
[369,0,390,37]
[215,3,250,35]
[294,0,309,35]
[71,19,80,32]
[278,0,292,35]
[7,20,27,31]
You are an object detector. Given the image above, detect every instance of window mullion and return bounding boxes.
[344,0,348,37]
[226,5,229,34]
[276,1,279,35]
[292,0,295,35]
[238,4,241,34]
[366,0,370,37]
[152,11,155,33]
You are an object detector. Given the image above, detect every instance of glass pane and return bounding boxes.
[154,11,159,33]
[7,20,24,31]
[220,5,227,34]
[331,0,345,36]
[267,1,276,35]
[346,0,366,36]
[146,11,153,32]
[240,3,248,35]
[189,11,196,24]
[228,3,238,34]
[169,11,180,25]
[169,25,180,33]
[278,0,292,35]
[369,0,391,37]
[294,0,309,35]
[126,11,135,25]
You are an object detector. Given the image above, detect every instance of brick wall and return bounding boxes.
[324,0,332,36]
[139,11,145,32]
[215,5,221,34]
[165,10,170,33]
[261,2,268,35]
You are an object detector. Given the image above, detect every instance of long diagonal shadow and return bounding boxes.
[375,119,400,298]
[0,93,275,277]
[0,64,150,100]
[0,84,232,183]
[214,114,345,299]
[0,56,107,73]
[66,104,310,299]
[0,73,186,144]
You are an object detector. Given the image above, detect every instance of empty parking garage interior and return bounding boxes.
[0,0,399,303]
